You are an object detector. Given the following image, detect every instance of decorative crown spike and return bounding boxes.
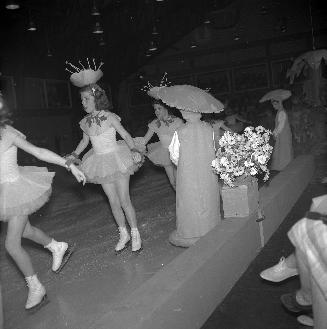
[141,72,170,93]
[65,59,104,87]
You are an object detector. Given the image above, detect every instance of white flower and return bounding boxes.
[234,167,244,176]
[257,155,267,164]
[220,157,229,166]
[211,159,219,168]
[250,167,258,175]
[255,126,265,133]
[244,160,254,167]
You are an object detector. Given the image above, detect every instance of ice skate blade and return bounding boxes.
[54,243,76,274]
[115,241,131,255]
[26,295,49,313]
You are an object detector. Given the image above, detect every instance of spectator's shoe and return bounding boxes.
[297,314,314,327]
[260,257,299,282]
[280,292,312,314]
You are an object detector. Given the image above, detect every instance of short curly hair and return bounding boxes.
[0,94,12,138]
[80,83,112,112]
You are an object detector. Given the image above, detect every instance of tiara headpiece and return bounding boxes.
[141,72,171,99]
[141,72,170,92]
[65,58,104,87]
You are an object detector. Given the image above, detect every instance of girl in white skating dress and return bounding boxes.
[141,100,184,190]
[0,93,85,310]
[66,80,144,253]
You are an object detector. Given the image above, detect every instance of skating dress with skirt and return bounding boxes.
[0,126,55,221]
[146,116,184,167]
[271,109,293,171]
[79,111,139,184]
[169,121,221,240]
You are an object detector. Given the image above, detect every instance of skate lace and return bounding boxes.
[275,257,286,272]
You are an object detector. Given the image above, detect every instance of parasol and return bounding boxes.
[259,89,292,103]
[286,49,327,84]
[147,84,224,113]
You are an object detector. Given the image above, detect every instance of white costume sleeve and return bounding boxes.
[273,111,286,136]
[168,131,180,166]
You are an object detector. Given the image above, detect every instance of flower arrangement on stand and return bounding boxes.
[212,126,273,218]
[212,126,273,187]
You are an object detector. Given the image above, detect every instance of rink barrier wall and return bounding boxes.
[93,155,315,329]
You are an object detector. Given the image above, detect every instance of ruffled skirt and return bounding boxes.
[81,140,140,184]
[146,142,172,167]
[0,166,55,221]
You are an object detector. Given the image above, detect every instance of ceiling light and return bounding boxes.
[260,6,268,15]
[27,21,37,31]
[91,1,100,15]
[190,44,197,48]
[99,36,106,46]
[148,40,158,51]
[233,34,240,41]
[152,26,159,35]
[204,19,211,24]
[47,49,53,57]
[6,0,19,9]
[93,21,103,34]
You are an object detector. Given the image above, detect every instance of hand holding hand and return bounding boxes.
[132,151,143,164]
[64,152,82,165]
[69,164,86,185]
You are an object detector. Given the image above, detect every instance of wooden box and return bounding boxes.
[221,177,259,218]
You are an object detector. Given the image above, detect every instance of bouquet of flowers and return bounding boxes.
[212,126,273,187]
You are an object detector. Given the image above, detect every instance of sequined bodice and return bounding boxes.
[89,126,118,154]
[0,144,19,183]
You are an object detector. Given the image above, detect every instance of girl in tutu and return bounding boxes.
[0,93,86,310]
[66,83,144,252]
[141,100,184,190]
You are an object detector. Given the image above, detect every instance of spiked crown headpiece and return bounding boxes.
[65,58,104,87]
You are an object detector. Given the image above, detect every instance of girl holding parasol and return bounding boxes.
[259,89,293,171]
[148,84,223,247]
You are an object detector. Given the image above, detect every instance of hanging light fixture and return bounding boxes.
[99,35,106,46]
[27,16,37,32]
[260,5,268,15]
[91,0,100,15]
[27,20,37,31]
[6,0,20,10]
[93,21,103,34]
[27,10,36,31]
[148,40,158,51]
[152,25,159,35]
[190,43,197,49]
[233,33,240,41]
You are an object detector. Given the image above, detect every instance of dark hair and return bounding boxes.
[152,99,166,108]
[0,94,12,138]
[80,83,112,112]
